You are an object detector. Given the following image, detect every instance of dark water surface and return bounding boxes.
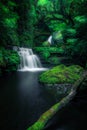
[0,71,87,130]
[45,89,87,130]
[0,71,56,130]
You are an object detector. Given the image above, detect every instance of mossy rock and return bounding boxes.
[39,65,84,84]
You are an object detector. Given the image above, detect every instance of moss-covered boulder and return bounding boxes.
[39,65,84,84]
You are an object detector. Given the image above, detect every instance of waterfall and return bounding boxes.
[14,47,47,71]
[47,35,52,44]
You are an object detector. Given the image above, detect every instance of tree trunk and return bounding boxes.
[27,71,87,130]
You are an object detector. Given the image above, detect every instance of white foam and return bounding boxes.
[18,67,48,72]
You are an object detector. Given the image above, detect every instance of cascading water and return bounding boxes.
[47,35,52,45]
[18,47,42,69]
[14,47,47,71]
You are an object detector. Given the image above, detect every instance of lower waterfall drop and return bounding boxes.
[14,47,47,71]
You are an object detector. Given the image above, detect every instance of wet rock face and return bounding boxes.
[43,84,72,101]
[46,84,72,94]
[79,75,87,90]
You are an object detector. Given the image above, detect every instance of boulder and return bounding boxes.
[39,65,84,84]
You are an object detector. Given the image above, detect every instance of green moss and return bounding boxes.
[42,41,50,47]
[27,102,60,130]
[27,121,44,130]
[27,95,65,130]
[39,65,84,84]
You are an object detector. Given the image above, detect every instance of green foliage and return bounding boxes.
[38,0,49,6]
[0,1,19,46]
[36,0,87,66]
[4,17,18,28]
[8,1,17,8]
[74,16,87,24]
[0,0,87,75]
[39,65,84,84]
[48,56,60,65]
[37,0,53,13]
[34,47,64,54]
[63,28,76,42]
[34,47,64,62]
[67,39,77,44]
[61,0,87,65]
[0,0,38,47]
[0,47,20,74]
[49,21,67,32]
[41,51,50,60]
[42,41,50,47]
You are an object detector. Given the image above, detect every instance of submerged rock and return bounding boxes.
[79,75,87,90]
[43,83,72,101]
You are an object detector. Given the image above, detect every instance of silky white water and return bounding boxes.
[47,35,52,44]
[14,47,47,71]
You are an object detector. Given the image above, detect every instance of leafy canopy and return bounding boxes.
[38,0,50,6]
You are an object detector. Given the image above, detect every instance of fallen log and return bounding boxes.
[27,71,87,130]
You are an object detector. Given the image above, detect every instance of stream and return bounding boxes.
[0,71,87,130]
